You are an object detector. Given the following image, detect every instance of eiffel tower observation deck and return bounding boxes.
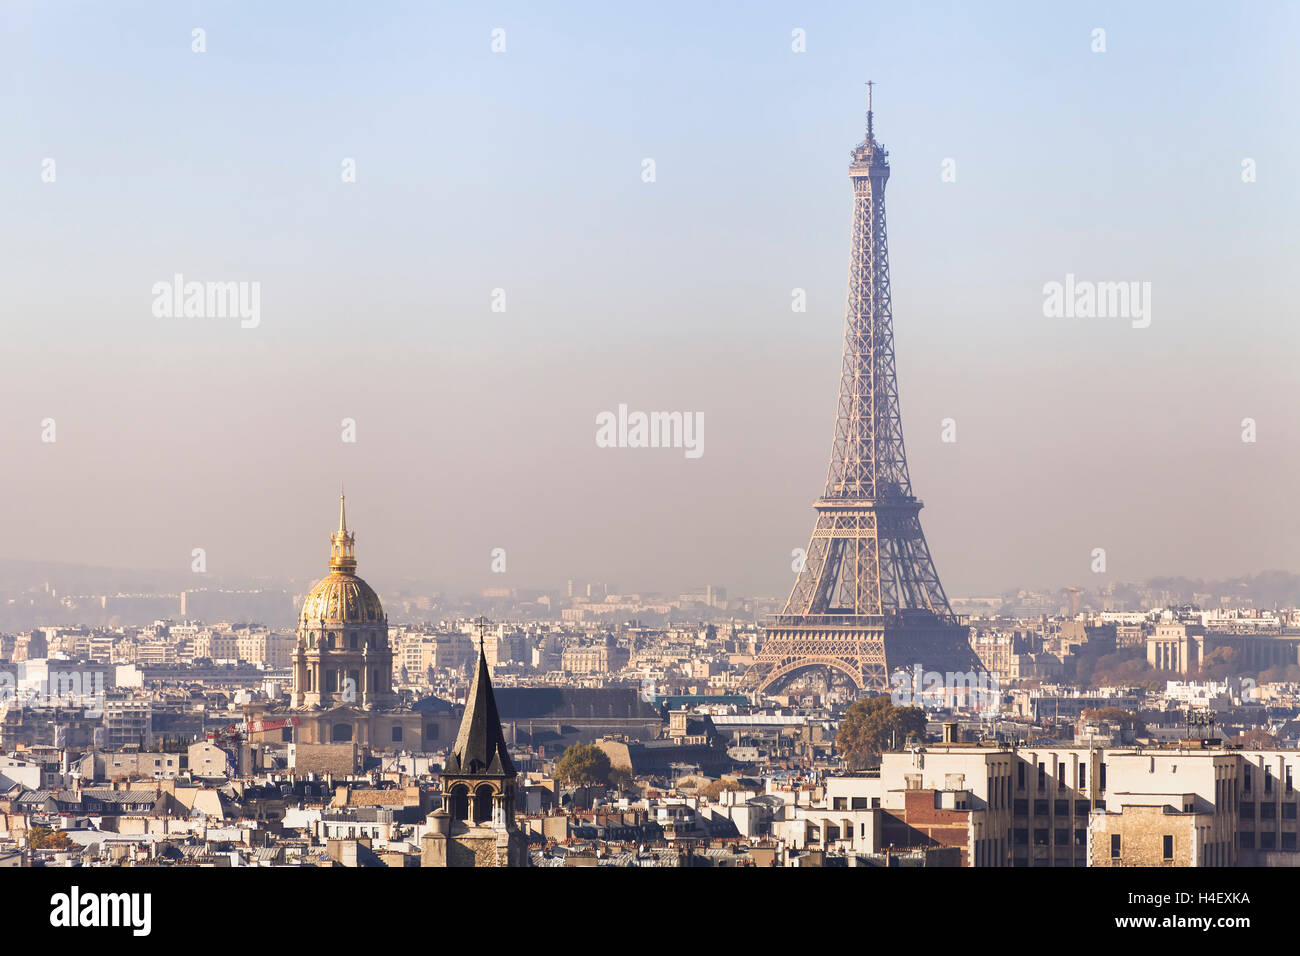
[744,87,983,697]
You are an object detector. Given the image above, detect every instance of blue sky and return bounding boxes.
[1,1,1297,597]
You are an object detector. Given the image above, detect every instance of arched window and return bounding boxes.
[449,784,469,820]
[474,784,494,823]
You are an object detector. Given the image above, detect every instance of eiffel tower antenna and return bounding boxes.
[865,80,874,141]
[743,93,982,697]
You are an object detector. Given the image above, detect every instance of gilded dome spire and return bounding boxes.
[329,488,357,573]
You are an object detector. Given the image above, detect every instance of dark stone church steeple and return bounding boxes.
[423,618,528,867]
[445,639,515,777]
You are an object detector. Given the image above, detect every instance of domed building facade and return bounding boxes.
[292,494,395,710]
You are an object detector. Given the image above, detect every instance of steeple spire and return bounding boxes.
[446,618,514,777]
[329,488,357,573]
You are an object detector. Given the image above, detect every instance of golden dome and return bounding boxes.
[300,571,385,624]
[299,490,385,624]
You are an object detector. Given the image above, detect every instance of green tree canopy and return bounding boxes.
[835,696,927,769]
[554,743,613,786]
[27,825,73,850]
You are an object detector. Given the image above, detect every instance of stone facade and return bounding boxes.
[1088,804,1209,866]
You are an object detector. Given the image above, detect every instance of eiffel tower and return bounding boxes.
[744,86,981,697]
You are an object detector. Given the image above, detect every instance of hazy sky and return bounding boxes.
[2,1,1297,599]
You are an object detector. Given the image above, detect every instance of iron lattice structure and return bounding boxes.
[745,92,978,696]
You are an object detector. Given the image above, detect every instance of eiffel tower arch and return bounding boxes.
[744,88,983,698]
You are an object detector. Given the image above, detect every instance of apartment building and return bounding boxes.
[810,743,1299,867]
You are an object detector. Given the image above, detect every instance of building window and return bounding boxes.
[1099,764,1106,791]
[1282,803,1296,820]
[1078,765,1086,789]
[1111,834,1121,859]
[426,725,439,741]
[1287,766,1294,794]
[1261,802,1276,819]
[1033,828,1048,847]
[1018,763,1025,789]
[331,723,353,743]
[1240,802,1256,820]
[1283,833,1297,851]
[1260,832,1276,850]
[1075,800,1090,815]
[1057,765,1065,788]
[1244,766,1252,792]
[1034,800,1048,816]
[1038,763,1045,791]
[1055,800,1069,817]
[1074,828,1086,847]
[1163,835,1173,860]
[391,725,403,742]
[1239,832,1255,849]
[1265,767,1273,794]
[1014,799,1028,816]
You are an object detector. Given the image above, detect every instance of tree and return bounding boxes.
[554,743,613,786]
[608,767,638,794]
[835,696,927,769]
[1233,728,1279,748]
[1081,707,1144,732]
[700,778,743,801]
[27,825,73,850]
[1198,646,1238,681]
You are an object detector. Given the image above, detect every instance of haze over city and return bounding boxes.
[3,1,1297,599]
